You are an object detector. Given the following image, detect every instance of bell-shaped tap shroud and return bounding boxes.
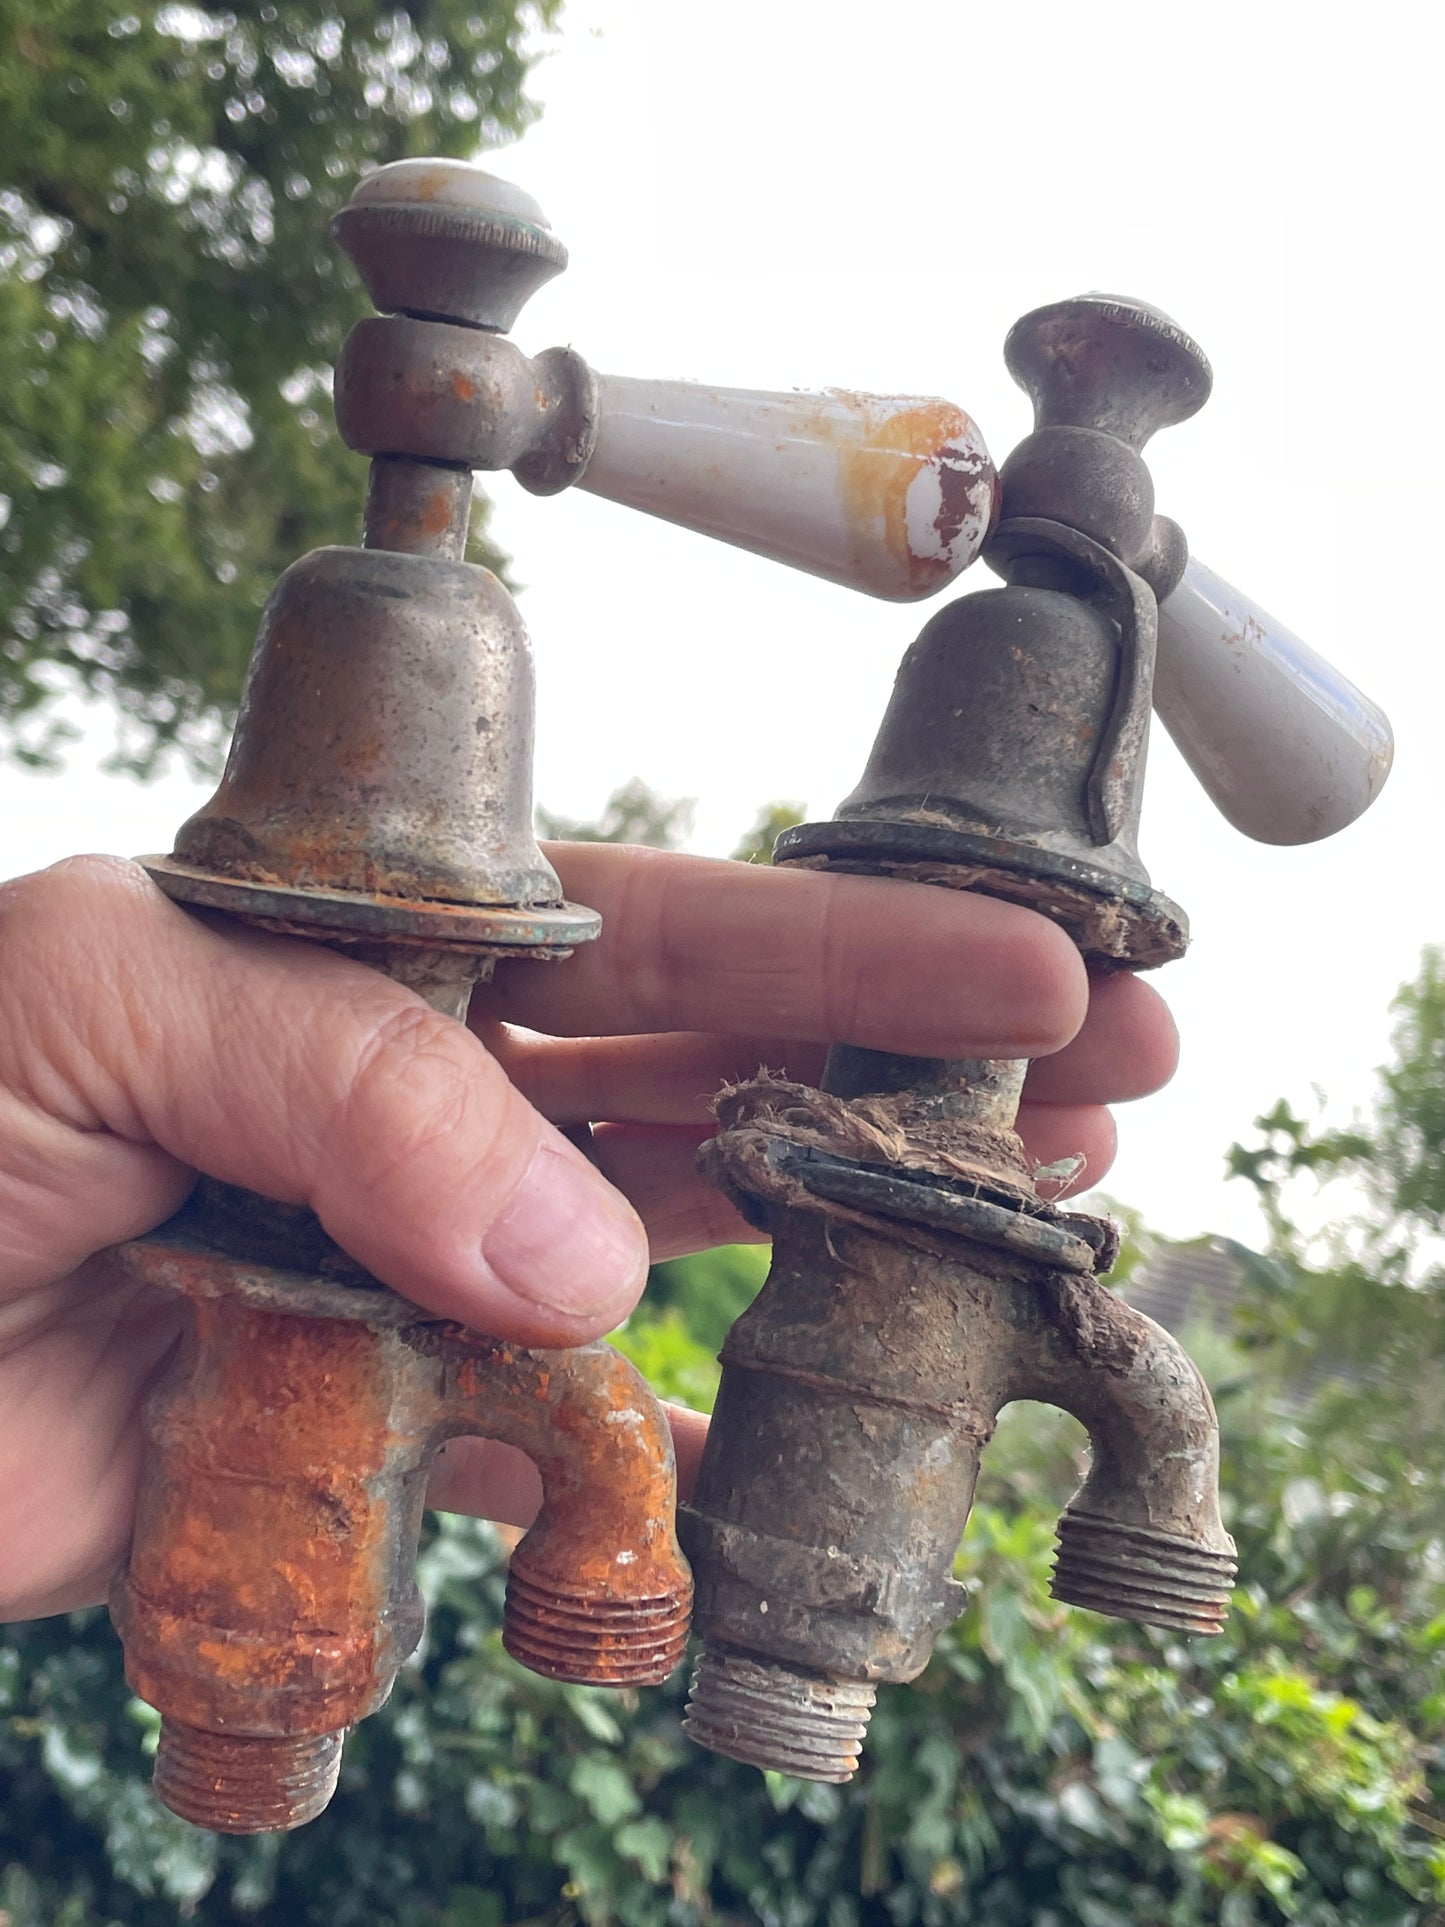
[167,547,566,918]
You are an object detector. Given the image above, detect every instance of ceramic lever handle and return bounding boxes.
[1154,558,1394,844]
[331,160,998,599]
[577,375,999,601]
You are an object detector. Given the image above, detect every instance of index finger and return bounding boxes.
[480,844,1089,1064]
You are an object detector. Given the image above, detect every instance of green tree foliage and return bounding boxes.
[7,949,1445,1921]
[536,780,695,852]
[730,800,805,864]
[0,0,557,770]
[1377,947,1445,1240]
[1227,944,1445,1508]
[1229,946,1445,1273]
[535,786,803,864]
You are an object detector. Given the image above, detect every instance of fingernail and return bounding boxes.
[482,1137,648,1317]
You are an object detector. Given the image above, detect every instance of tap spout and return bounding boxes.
[430,1330,693,1686]
[1010,1277,1237,1634]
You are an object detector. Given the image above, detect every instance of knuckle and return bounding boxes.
[0,854,151,946]
[816,886,869,1042]
[333,998,499,1177]
[992,912,1088,1052]
[656,1190,762,1261]
[599,844,682,1030]
[0,859,169,1111]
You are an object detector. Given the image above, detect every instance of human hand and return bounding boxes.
[0,847,1175,1620]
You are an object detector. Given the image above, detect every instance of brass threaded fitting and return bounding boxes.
[153,1720,344,1833]
[683,1647,877,1783]
[503,1567,691,1686]
[1050,1510,1237,1635]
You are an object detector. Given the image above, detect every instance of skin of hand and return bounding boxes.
[0,846,1177,1622]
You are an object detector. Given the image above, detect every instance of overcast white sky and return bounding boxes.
[2,0,1440,1248]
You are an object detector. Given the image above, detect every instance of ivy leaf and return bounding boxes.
[569,1754,642,1828]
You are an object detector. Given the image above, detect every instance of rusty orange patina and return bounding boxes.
[109,1231,691,1832]
[423,1327,692,1684]
[112,1277,423,1743]
[816,393,999,596]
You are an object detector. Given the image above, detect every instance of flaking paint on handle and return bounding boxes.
[578,374,999,601]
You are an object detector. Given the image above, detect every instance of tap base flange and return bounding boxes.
[774,820,1186,970]
[153,1719,344,1833]
[682,1646,877,1784]
[1050,1509,1237,1636]
[141,855,600,959]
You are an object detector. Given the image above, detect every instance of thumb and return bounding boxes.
[0,858,648,1344]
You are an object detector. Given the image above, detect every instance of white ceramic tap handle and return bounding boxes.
[577,375,999,601]
[1154,558,1393,845]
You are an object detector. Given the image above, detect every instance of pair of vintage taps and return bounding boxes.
[103,158,1390,1830]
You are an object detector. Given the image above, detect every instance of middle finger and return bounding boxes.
[481,845,1088,1062]
[475,971,1176,1128]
